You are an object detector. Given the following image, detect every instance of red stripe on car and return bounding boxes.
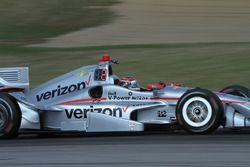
[150,97,180,101]
[221,100,245,104]
[57,98,107,105]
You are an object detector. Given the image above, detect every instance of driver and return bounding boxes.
[119,77,140,91]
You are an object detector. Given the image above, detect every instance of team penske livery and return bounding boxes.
[0,55,250,138]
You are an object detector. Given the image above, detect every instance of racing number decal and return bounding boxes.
[101,69,107,81]
[94,69,107,81]
[158,111,167,117]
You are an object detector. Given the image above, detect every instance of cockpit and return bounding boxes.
[95,55,181,91]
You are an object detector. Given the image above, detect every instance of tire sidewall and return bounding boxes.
[0,93,21,139]
[176,89,223,134]
[0,98,13,135]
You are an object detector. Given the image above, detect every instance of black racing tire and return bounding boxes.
[220,85,250,98]
[0,93,21,139]
[176,88,224,134]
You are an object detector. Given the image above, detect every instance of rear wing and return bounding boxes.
[0,67,29,92]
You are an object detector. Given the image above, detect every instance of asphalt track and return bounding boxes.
[1,129,250,167]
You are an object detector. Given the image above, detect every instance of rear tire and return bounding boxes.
[220,85,250,98]
[0,93,21,139]
[176,88,223,134]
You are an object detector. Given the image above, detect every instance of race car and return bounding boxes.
[0,55,250,138]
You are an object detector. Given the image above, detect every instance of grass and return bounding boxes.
[0,0,119,45]
[0,1,249,91]
[0,42,250,90]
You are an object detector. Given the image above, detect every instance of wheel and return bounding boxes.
[176,88,223,134]
[0,93,21,139]
[220,85,250,98]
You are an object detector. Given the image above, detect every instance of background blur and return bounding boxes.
[1,0,250,89]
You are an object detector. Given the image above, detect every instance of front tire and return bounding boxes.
[176,88,223,134]
[0,93,21,139]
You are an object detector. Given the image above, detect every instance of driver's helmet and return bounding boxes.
[119,77,140,90]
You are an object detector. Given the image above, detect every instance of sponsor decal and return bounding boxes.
[157,110,167,117]
[108,95,149,101]
[65,105,129,119]
[108,96,130,100]
[108,92,149,101]
[108,91,116,96]
[85,75,91,86]
[80,70,91,77]
[131,96,149,100]
[36,80,89,102]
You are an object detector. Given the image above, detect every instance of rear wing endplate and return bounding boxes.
[0,67,29,92]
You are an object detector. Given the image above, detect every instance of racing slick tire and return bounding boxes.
[220,85,250,98]
[176,88,223,134]
[0,93,21,139]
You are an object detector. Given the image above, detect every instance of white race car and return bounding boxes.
[0,55,250,138]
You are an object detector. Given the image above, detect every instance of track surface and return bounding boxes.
[1,130,250,167]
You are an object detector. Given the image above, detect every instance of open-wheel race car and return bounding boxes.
[1,55,250,138]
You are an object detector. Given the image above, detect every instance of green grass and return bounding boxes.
[0,42,250,90]
[0,0,119,45]
[0,1,249,90]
